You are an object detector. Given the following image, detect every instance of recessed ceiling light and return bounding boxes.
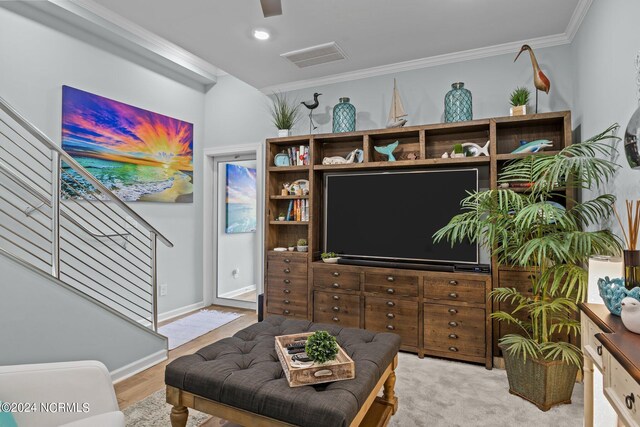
[253,29,270,41]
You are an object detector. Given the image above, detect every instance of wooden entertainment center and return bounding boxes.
[264,111,572,369]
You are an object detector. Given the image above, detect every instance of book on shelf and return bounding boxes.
[285,146,309,166]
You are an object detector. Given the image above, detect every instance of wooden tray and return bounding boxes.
[275,332,355,387]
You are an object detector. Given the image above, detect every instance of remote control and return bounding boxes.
[292,353,311,362]
[287,347,306,355]
[286,342,306,351]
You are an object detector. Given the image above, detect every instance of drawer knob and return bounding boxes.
[449,292,458,298]
[386,301,395,307]
[284,279,291,284]
[333,272,340,277]
[284,268,290,274]
[333,295,340,300]
[284,300,290,304]
[448,334,458,339]
[283,289,291,294]
[596,345,602,356]
[284,258,291,263]
[449,280,458,285]
[387,276,395,282]
[332,283,340,288]
[386,288,395,294]
[527,274,536,280]
[283,310,290,315]
[448,321,459,327]
[332,317,340,322]
[387,313,395,319]
[448,308,458,314]
[387,325,395,330]
[625,393,635,410]
[332,306,340,312]
[448,346,459,352]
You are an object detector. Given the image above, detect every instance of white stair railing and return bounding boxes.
[0,96,173,331]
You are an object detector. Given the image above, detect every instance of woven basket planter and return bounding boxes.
[500,344,578,411]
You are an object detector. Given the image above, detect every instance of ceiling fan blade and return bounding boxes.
[260,0,282,17]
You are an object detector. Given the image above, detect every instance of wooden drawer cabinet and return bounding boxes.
[603,348,640,427]
[364,273,418,298]
[424,303,485,357]
[424,277,485,305]
[313,291,360,327]
[266,252,308,320]
[365,297,418,347]
[313,266,360,292]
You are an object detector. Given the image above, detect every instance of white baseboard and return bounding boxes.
[158,301,205,323]
[111,349,167,384]
[218,285,256,300]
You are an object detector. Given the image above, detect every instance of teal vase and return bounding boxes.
[445,82,472,123]
[332,97,356,133]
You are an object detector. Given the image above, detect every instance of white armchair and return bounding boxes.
[0,361,124,427]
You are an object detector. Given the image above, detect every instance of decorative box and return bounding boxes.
[275,332,355,387]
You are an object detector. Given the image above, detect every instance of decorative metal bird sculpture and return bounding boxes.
[514,44,550,113]
[301,93,321,134]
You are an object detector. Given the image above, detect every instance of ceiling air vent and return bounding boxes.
[281,42,346,68]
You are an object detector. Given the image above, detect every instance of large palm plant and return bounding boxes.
[434,125,622,367]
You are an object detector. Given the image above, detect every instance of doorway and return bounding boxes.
[203,143,264,312]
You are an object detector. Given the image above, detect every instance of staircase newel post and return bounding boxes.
[51,151,61,279]
[151,232,158,332]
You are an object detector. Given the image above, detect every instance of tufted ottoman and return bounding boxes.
[165,316,401,427]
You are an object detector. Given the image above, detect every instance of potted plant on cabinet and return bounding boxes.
[434,125,622,411]
[270,92,301,137]
[297,238,308,252]
[509,87,531,116]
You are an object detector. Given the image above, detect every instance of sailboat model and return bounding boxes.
[386,79,408,128]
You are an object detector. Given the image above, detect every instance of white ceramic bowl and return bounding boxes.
[322,257,340,264]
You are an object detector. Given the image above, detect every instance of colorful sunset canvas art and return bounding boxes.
[61,86,194,203]
[225,164,257,234]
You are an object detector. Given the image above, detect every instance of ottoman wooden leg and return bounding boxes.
[383,371,399,415]
[170,405,188,427]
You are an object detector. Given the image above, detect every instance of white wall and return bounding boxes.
[0,252,167,373]
[0,7,205,315]
[216,159,257,298]
[572,1,640,425]
[280,44,574,135]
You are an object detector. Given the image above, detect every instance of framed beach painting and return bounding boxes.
[61,86,194,202]
[225,163,257,233]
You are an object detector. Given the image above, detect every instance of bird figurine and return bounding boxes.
[301,92,322,134]
[374,141,399,162]
[621,297,640,334]
[514,44,551,113]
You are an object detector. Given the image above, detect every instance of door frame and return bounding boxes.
[203,143,264,311]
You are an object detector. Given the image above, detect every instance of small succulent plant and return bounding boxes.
[297,238,307,246]
[510,87,531,107]
[321,252,337,259]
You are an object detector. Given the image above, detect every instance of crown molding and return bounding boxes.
[260,33,571,93]
[261,0,593,94]
[9,0,224,91]
[565,0,593,42]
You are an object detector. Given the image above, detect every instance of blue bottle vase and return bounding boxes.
[333,97,356,133]
[444,82,472,123]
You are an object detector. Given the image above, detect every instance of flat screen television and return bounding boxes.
[324,168,478,265]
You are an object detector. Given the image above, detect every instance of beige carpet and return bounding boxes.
[124,352,583,426]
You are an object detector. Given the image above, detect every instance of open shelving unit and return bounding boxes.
[264,110,573,366]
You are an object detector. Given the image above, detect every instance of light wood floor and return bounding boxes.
[233,290,257,302]
[115,305,257,409]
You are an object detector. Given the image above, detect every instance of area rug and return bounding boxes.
[159,310,243,350]
[389,352,583,426]
[123,389,216,427]
[126,352,583,426]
